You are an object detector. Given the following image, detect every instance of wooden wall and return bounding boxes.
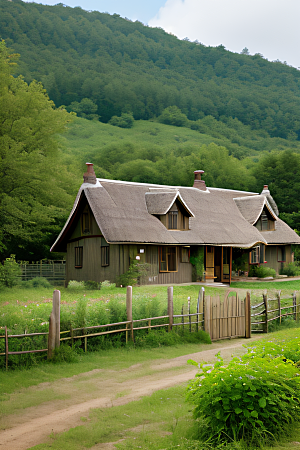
[66,240,193,286]
[265,244,291,274]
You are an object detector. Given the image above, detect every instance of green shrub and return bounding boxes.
[190,247,204,281]
[109,112,134,128]
[117,261,151,286]
[280,262,300,277]
[51,344,78,363]
[187,343,300,445]
[100,280,116,288]
[29,277,52,288]
[0,255,21,288]
[249,265,276,278]
[84,280,101,290]
[68,280,84,289]
[158,106,189,127]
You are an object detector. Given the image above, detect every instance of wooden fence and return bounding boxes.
[19,260,65,285]
[1,288,299,369]
[251,290,300,332]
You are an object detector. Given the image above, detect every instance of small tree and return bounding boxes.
[0,255,21,288]
[158,106,189,127]
[109,112,134,128]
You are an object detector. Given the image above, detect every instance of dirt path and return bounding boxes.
[0,337,260,450]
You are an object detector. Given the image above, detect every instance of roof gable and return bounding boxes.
[145,190,194,217]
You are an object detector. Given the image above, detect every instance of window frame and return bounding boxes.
[181,247,190,263]
[159,246,178,272]
[101,238,110,267]
[168,211,178,230]
[75,246,83,268]
[250,244,265,265]
[277,245,286,263]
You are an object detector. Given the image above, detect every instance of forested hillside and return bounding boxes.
[1,0,300,141]
[1,0,300,261]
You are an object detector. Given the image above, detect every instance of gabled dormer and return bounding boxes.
[234,188,278,233]
[254,207,276,232]
[145,189,194,231]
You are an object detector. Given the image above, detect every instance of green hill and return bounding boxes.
[1,0,300,141]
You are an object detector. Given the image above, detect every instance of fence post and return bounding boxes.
[263,291,268,333]
[5,326,8,371]
[48,290,61,359]
[188,297,191,333]
[293,291,297,321]
[204,295,211,338]
[126,286,134,342]
[277,290,281,324]
[197,287,204,332]
[167,286,173,332]
[245,292,251,338]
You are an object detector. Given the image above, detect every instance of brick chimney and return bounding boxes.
[193,170,206,191]
[83,162,97,184]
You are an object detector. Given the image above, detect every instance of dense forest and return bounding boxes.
[1,0,300,142]
[0,0,300,261]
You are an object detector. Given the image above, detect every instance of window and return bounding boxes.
[277,246,286,262]
[101,238,109,266]
[75,246,83,268]
[160,246,177,272]
[168,211,178,229]
[261,211,268,231]
[250,244,265,264]
[181,247,190,263]
[81,211,90,234]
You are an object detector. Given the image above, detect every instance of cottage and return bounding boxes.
[51,163,300,285]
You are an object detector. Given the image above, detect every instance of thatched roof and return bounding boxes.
[51,178,300,252]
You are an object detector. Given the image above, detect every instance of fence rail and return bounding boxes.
[19,260,66,285]
[2,288,299,369]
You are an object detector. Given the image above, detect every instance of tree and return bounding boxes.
[158,106,189,127]
[66,97,99,120]
[0,40,74,260]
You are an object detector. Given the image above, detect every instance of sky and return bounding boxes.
[24,0,300,68]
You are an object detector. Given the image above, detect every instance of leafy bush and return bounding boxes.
[84,280,101,290]
[68,280,84,289]
[158,106,189,127]
[109,112,134,128]
[101,280,116,288]
[117,261,151,286]
[51,344,78,363]
[280,262,300,277]
[187,341,300,445]
[0,255,21,288]
[21,277,52,288]
[190,247,204,281]
[249,265,276,278]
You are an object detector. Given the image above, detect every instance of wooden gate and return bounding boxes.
[204,291,251,340]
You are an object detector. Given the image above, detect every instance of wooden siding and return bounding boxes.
[265,244,292,274]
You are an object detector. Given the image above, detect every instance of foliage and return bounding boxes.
[187,341,300,444]
[51,344,78,363]
[108,112,134,128]
[249,265,276,278]
[0,40,74,261]
[232,252,248,273]
[100,280,116,288]
[68,280,85,289]
[190,247,204,281]
[66,97,99,120]
[0,255,21,288]
[117,260,151,286]
[21,277,52,289]
[158,106,189,127]
[280,262,300,277]
[84,280,101,290]
[2,1,300,143]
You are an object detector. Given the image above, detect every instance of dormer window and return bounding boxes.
[81,206,90,235]
[168,210,178,229]
[255,208,275,232]
[145,189,194,231]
